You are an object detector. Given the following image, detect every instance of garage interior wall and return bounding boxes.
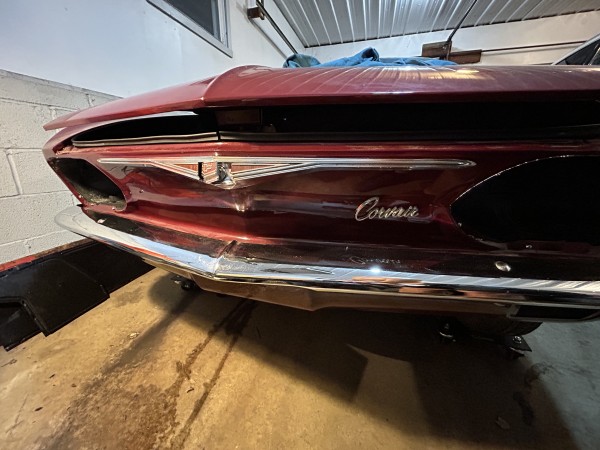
[0,0,302,265]
[0,0,303,97]
[0,71,118,264]
[307,11,600,65]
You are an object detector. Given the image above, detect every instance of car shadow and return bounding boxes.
[147,272,579,448]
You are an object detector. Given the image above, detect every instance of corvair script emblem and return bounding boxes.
[355,197,419,221]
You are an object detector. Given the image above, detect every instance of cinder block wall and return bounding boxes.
[0,70,117,264]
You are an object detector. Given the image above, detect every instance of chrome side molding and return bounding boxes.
[99,157,475,186]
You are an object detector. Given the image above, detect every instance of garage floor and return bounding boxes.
[1,269,599,449]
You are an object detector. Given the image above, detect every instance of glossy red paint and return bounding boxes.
[43,65,600,256]
[42,64,600,321]
[50,138,600,255]
[44,65,600,130]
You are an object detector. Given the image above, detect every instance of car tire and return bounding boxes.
[458,316,542,336]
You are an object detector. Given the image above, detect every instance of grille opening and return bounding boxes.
[256,102,600,132]
[51,158,125,209]
[451,156,600,245]
[71,101,600,146]
[513,306,598,321]
[217,101,600,141]
[72,112,216,146]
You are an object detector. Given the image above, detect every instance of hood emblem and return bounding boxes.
[355,197,419,221]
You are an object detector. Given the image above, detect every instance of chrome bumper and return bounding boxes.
[56,206,600,318]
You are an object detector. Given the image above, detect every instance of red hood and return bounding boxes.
[44,65,600,130]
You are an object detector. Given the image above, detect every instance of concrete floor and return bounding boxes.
[1,269,599,449]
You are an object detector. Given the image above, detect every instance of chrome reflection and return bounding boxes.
[99,156,475,186]
[55,206,600,312]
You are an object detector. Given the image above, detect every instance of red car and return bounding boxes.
[43,64,600,336]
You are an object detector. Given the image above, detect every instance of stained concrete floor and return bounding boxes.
[0,269,599,449]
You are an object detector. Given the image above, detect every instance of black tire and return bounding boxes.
[458,316,541,336]
[180,280,197,291]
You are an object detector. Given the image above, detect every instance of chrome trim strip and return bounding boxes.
[98,157,476,183]
[99,156,476,167]
[56,206,600,310]
[73,132,218,148]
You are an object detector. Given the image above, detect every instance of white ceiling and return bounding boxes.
[272,0,600,47]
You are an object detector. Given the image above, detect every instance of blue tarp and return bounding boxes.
[284,47,456,68]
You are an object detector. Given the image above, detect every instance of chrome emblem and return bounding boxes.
[98,157,475,189]
[355,197,419,221]
[200,161,217,181]
[200,161,233,185]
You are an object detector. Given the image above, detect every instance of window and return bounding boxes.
[149,0,231,57]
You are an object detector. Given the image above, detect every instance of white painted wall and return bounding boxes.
[0,70,118,265]
[307,11,600,66]
[0,0,303,97]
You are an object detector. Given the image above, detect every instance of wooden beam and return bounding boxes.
[422,42,482,64]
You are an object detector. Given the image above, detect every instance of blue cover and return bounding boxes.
[284,47,456,68]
